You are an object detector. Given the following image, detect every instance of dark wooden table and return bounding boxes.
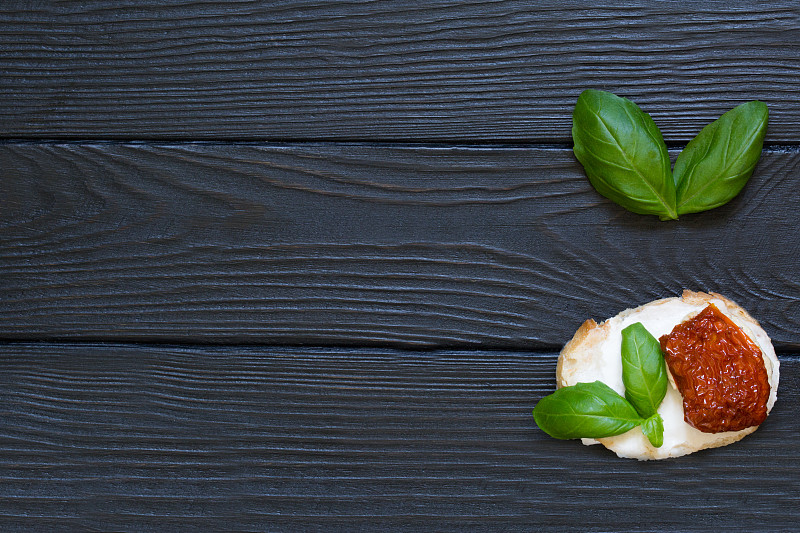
[2,2,799,531]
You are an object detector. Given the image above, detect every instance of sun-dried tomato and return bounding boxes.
[659,304,769,433]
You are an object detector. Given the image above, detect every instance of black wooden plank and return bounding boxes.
[2,1,799,141]
[2,143,799,349]
[0,343,797,531]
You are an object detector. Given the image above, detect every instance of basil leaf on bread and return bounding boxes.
[534,322,667,446]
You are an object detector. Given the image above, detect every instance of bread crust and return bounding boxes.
[556,290,779,460]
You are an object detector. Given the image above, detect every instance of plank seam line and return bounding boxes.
[0,338,562,353]
[0,138,571,149]
[0,339,797,357]
[0,138,799,152]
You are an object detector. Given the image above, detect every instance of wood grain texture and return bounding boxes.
[2,143,799,349]
[0,343,797,531]
[2,1,800,141]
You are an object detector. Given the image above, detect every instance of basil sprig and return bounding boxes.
[533,322,669,448]
[572,89,768,219]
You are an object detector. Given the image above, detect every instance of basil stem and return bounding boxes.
[533,381,644,440]
[620,322,669,419]
[572,89,677,220]
[674,100,768,215]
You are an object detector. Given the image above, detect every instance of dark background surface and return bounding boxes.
[1,2,799,531]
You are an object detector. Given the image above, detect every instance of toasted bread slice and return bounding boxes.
[557,291,779,460]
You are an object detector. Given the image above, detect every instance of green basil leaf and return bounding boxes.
[641,413,664,448]
[674,100,768,215]
[572,89,677,220]
[533,381,644,440]
[620,322,668,419]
